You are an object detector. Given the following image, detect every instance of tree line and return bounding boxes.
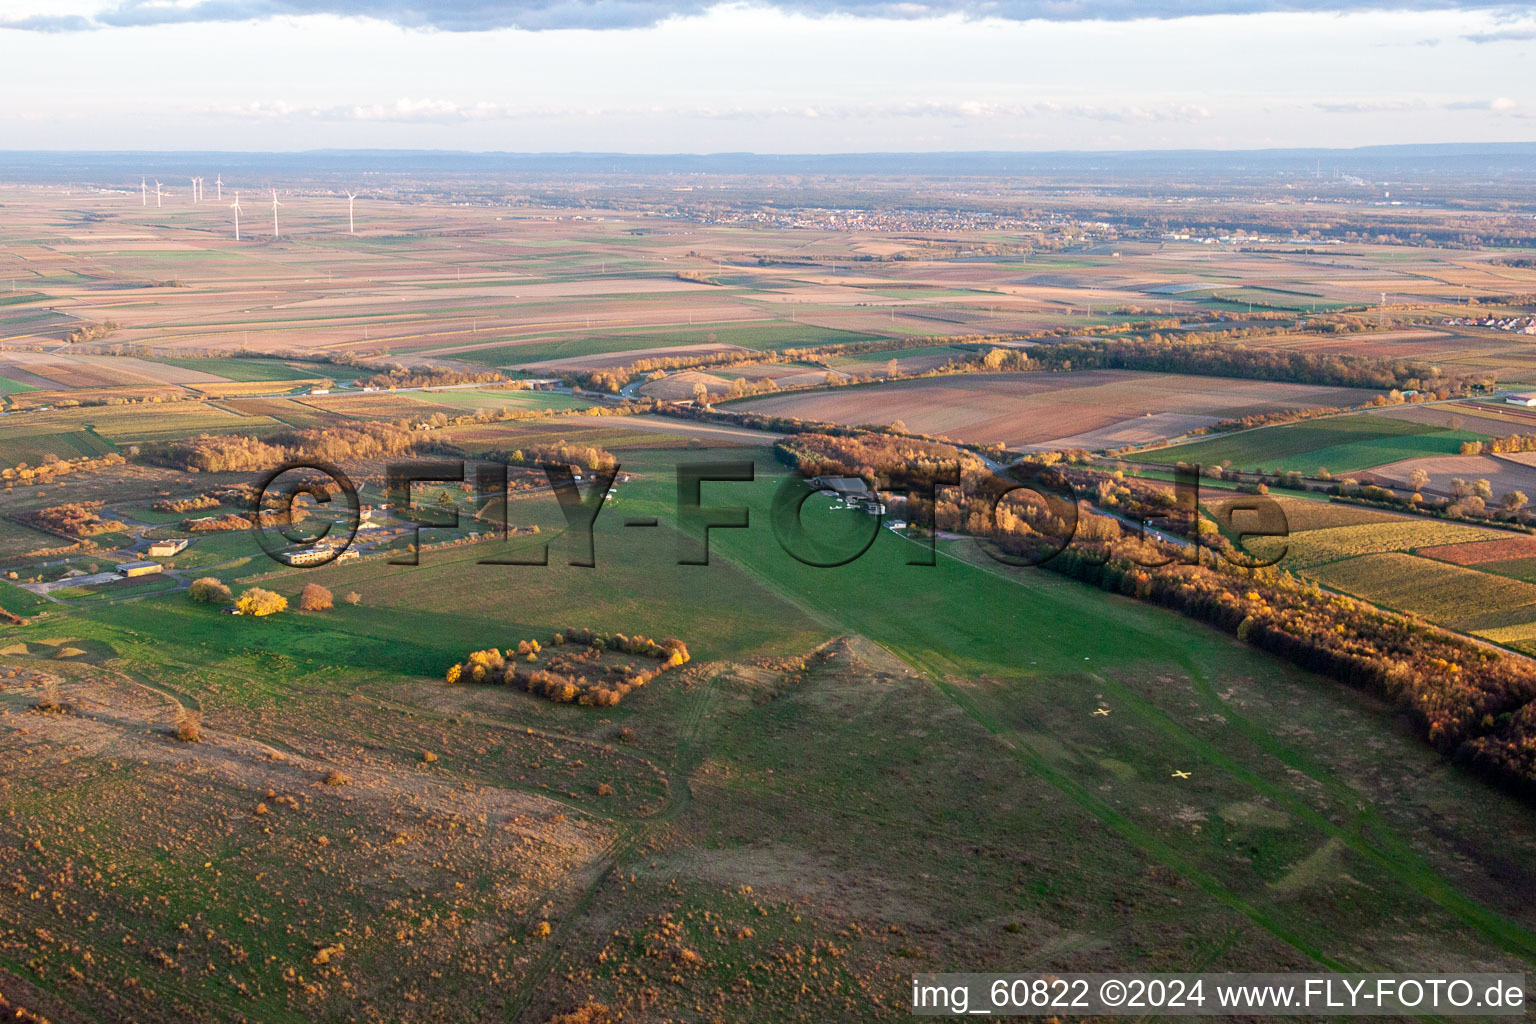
[962,336,1491,395]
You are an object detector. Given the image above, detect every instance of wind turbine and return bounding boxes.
[346,190,358,235]
[270,188,282,238]
[214,174,222,201]
[154,180,163,208]
[190,177,199,203]
[231,191,242,241]
[140,177,146,206]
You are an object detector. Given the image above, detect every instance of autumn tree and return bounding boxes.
[189,577,232,604]
[235,587,287,617]
[298,583,334,612]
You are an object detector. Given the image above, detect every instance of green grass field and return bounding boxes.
[0,420,117,466]
[454,322,885,367]
[0,376,40,395]
[1133,413,1488,475]
[409,388,596,413]
[829,343,973,364]
[146,356,334,383]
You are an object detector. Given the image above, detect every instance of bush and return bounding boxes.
[235,587,287,617]
[344,591,361,606]
[34,678,65,714]
[323,769,351,786]
[189,577,232,604]
[298,583,334,612]
[173,708,202,742]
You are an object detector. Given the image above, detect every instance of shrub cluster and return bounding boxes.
[26,502,121,538]
[189,577,232,604]
[446,629,689,707]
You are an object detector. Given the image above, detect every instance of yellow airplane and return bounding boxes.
[1170,770,1192,779]
[1092,708,1111,716]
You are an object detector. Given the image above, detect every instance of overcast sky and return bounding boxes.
[0,0,1531,151]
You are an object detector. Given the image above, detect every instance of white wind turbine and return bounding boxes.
[346,190,358,235]
[270,188,282,238]
[231,191,243,241]
[154,180,163,207]
[140,177,147,206]
[190,177,199,203]
[214,174,222,201]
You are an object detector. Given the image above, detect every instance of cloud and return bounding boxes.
[0,0,1527,33]
[0,12,97,29]
[1462,26,1536,42]
[1444,96,1518,110]
[1313,99,1427,113]
[202,97,1213,123]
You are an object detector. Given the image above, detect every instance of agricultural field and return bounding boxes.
[455,324,881,370]
[146,355,337,383]
[1362,452,1536,506]
[1255,517,1505,571]
[1308,552,1536,632]
[407,387,597,414]
[1136,412,1488,475]
[1420,534,1536,567]
[1238,500,1536,648]
[732,370,1368,448]
[0,375,39,395]
[1372,400,1536,438]
[1247,324,1536,383]
[216,396,350,428]
[0,419,116,465]
[1250,494,1409,532]
[300,393,442,421]
[66,402,283,446]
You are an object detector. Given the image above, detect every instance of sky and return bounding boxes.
[0,0,1531,152]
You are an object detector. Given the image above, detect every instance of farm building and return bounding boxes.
[147,539,189,557]
[1506,393,1536,407]
[287,546,337,566]
[115,561,161,578]
[810,476,875,501]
